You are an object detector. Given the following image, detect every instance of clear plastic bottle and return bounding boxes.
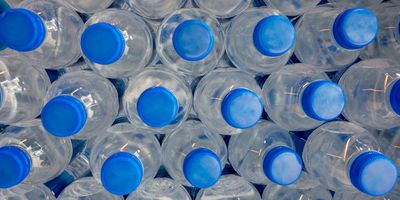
[361,3,400,63]
[40,70,119,139]
[0,184,56,200]
[262,184,332,200]
[114,0,186,20]
[229,121,303,186]
[262,64,346,131]
[339,59,400,130]
[303,121,398,196]
[226,8,295,75]
[0,56,50,125]
[58,177,124,200]
[123,66,192,134]
[194,68,263,135]
[161,120,227,188]
[295,5,378,72]
[327,0,383,8]
[60,0,114,13]
[263,0,321,16]
[0,0,83,68]
[378,127,400,170]
[127,178,191,200]
[195,175,262,200]
[157,8,225,78]
[333,181,399,200]
[193,0,250,19]
[90,123,161,195]
[80,9,153,78]
[0,126,72,188]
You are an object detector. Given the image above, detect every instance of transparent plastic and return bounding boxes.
[58,177,124,200]
[82,9,153,78]
[327,0,383,8]
[4,0,23,7]
[157,8,225,78]
[333,182,400,200]
[195,175,262,200]
[339,59,400,130]
[127,178,191,200]
[393,0,400,4]
[0,184,56,200]
[262,64,338,131]
[295,5,365,71]
[194,68,262,135]
[228,120,299,185]
[262,184,333,200]
[17,0,83,68]
[193,0,250,19]
[0,126,72,185]
[0,56,50,125]
[378,127,400,170]
[90,123,161,192]
[303,121,382,192]
[60,0,114,13]
[114,0,187,20]
[263,0,320,16]
[123,66,192,134]
[226,8,293,75]
[161,120,227,187]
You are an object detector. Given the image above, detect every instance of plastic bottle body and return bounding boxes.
[0,126,72,187]
[0,56,50,125]
[127,178,191,200]
[262,184,333,200]
[123,66,192,134]
[327,0,383,8]
[339,59,400,130]
[161,120,227,188]
[58,177,124,200]
[60,0,114,13]
[264,0,321,16]
[378,127,400,170]
[193,0,250,19]
[195,175,262,200]
[0,184,56,200]
[90,123,161,195]
[226,8,295,75]
[81,9,153,78]
[194,68,263,135]
[117,0,187,20]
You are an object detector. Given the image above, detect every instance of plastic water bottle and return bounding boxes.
[229,121,303,186]
[80,9,153,78]
[262,64,346,131]
[90,123,161,195]
[127,178,191,200]
[157,8,225,78]
[194,68,263,135]
[226,8,296,75]
[195,175,262,200]
[339,59,400,130]
[327,0,383,8]
[0,56,50,125]
[0,0,83,68]
[0,126,72,188]
[263,0,321,16]
[303,121,398,196]
[0,184,56,199]
[162,120,227,188]
[123,67,192,134]
[113,0,186,20]
[295,5,378,72]
[60,0,114,13]
[40,70,118,139]
[58,177,124,200]
[361,3,400,63]
[378,128,400,170]
[193,0,250,19]
[262,184,333,200]
[333,182,399,200]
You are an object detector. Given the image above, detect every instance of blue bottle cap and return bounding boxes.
[101,152,143,195]
[0,146,31,188]
[253,15,296,57]
[221,88,263,129]
[333,8,378,50]
[137,86,179,128]
[41,96,87,138]
[0,8,45,52]
[81,22,126,65]
[263,146,303,186]
[183,148,222,188]
[301,80,346,121]
[349,151,398,196]
[172,19,214,61]
[389,79,400,116]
